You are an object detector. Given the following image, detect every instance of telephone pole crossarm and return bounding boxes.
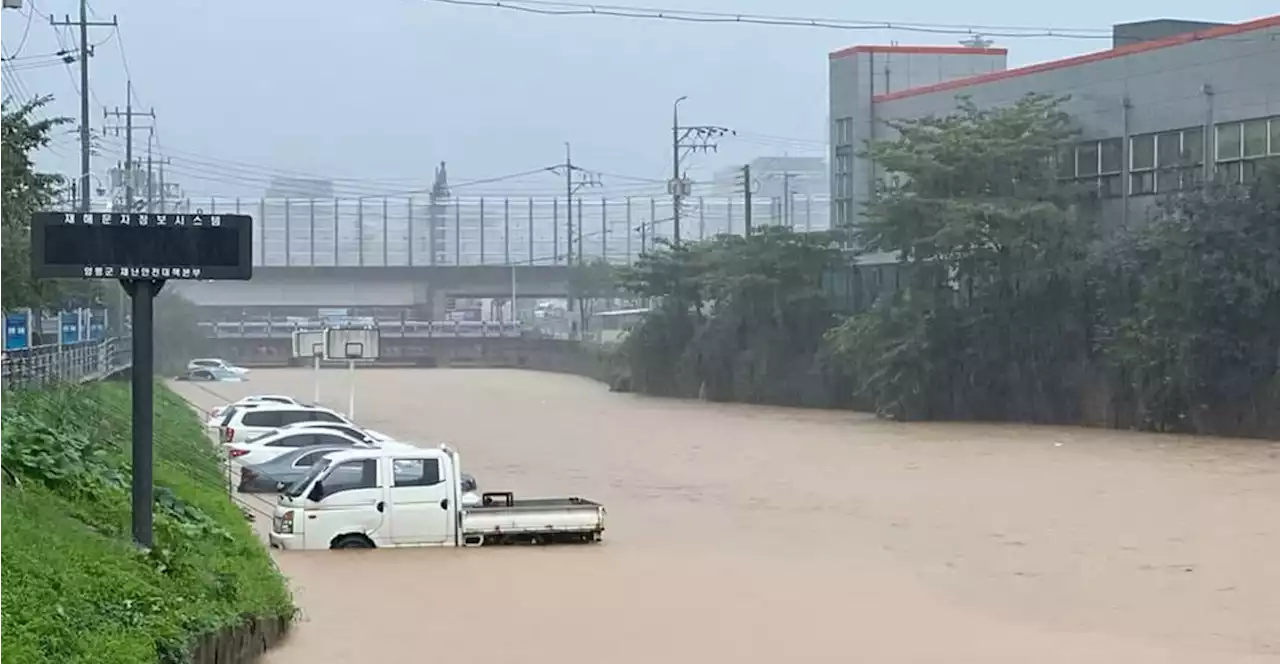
[50,6,117,212]
[103,83,156,213]
[670,96,734,243]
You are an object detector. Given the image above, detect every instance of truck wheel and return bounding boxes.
[331,534,374,550]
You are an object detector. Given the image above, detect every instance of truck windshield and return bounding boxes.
[284,458,332,497]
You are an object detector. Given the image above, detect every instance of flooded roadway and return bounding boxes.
[172,368,1280,663]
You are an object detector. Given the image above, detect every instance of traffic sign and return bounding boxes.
[30,211,253,280]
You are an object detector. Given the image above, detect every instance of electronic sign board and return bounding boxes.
[30,211,253,280]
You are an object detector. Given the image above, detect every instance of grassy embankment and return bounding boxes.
[1,382,295,664]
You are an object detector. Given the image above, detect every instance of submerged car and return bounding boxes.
[187,358,251,376]
[240,444,480,499]
[239,444,354,493]
[176,367,247,382]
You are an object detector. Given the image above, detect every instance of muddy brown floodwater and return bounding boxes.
[171,368,1280,664]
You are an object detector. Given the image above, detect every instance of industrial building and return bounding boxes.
[829,15,1280,229]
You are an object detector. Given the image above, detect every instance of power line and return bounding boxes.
[2,4,37,59]
[80,133,664,199]
[420,0,1116,40]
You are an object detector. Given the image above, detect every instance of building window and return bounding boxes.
[1216,123,1242,161]
[833,118,854,146]
[1058,138,1123,197]
[1077,142,1100,177]
[834,151,851,176]
[1214,116,1279,183]
[1183,127,1205,164]
[1129,127,1206,196]
[1242,119,1269,158]
[1100,138,1123,174]
[1129,133,1156,195]
[1131,134,1156,168]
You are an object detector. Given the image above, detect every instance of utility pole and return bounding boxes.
[51,5,117,213]
[549,143,601,267]
[781,170,792,227]
[157,156,171,213]
[548,143,600,325]
[146,131,154,212]
[104,81,155,213]
[564,142,574,267]
[670,95,733,244]
[735,164,754,236]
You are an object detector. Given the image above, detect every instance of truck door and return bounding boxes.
[387,456,453,546]
[309,458,385,547]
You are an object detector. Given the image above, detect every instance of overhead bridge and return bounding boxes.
[199,321,606,378]
[171,265,572,311]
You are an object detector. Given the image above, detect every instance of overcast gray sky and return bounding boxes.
[2,0,1270,198]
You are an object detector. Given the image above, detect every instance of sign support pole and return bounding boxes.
[122,278,163,549]
[347,358,356,420]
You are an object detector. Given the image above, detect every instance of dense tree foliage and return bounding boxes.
[1,97,86,311]
[618,92,1278,438]
[1101,167,1280,435]
[618,227,848,405]
[826,94,1098,423]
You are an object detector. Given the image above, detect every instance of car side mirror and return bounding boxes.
[308,481,324,502]
[275,481,286,492]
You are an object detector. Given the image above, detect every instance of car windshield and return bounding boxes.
[284,458,332,497]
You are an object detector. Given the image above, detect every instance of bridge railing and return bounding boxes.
[199,320,525,339]
[1,338,133,390]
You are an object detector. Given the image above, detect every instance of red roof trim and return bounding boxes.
[873,14,1280,102]
[829,44,1008,59]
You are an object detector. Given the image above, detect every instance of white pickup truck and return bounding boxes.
[268,445,606,550]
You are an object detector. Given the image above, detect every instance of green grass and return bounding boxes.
[1,382,295,664]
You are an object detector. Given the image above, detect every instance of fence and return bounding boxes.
[1,338,133,390]
[185,195,832,268]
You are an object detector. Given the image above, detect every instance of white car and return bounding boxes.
[227,429,420,467]
[205,401,292,430]
[226,428,373,466]
[277,421,394,445]
[188,358,251,376]
[217,404,354,444]
[208,395,303,423]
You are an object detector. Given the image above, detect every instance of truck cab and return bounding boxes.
[269,445,605,550]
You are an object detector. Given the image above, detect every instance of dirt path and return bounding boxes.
[172,368,1280,663]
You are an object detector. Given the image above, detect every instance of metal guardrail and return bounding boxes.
[199,320,525,340]
[0,338,132,390]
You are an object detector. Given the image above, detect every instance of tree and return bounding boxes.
[2,96,97,311]
[826,93,1097,421]
[619,227,845,404]
[1102,164,1280,435]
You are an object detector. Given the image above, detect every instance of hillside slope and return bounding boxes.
[1,383,294,664]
